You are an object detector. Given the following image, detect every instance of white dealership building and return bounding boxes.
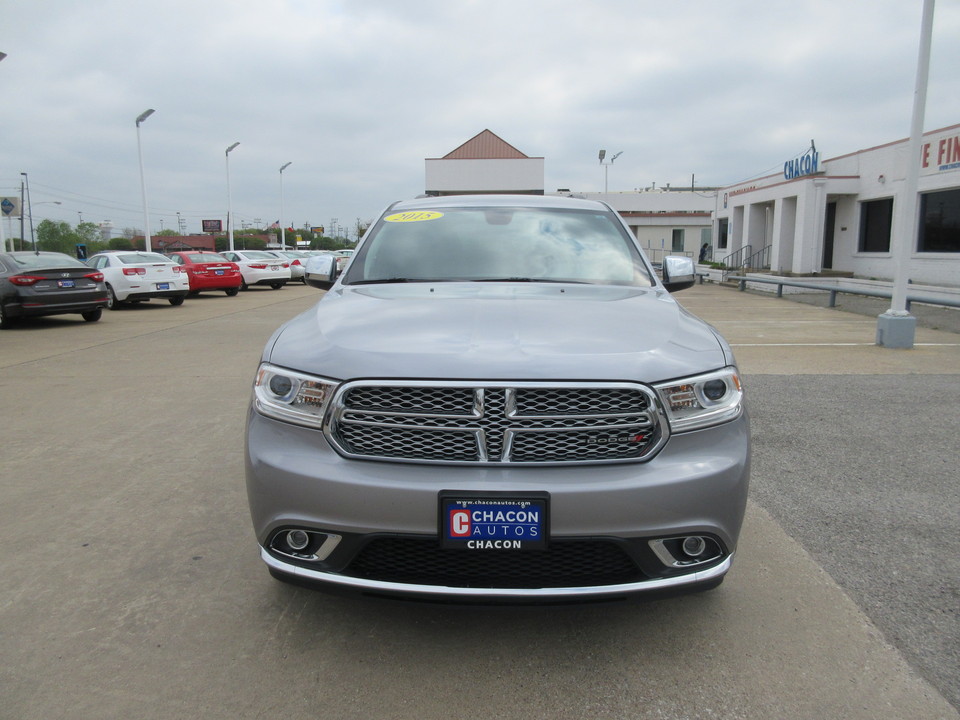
[713,123,960,287]
[425,126,960,287]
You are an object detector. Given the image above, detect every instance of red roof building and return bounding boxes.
[425,130,544,196]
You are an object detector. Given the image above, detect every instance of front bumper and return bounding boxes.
[245,409,750,600]
[261,547,732,600]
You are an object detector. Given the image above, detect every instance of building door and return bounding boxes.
[822,202,836,270]
[671,229,685,253]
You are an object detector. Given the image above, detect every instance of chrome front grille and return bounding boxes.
[327,381,666,465]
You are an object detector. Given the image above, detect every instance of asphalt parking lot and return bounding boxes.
[1,282,958,720]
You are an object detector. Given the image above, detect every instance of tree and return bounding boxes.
[76,222,102,245]
[109,237,134,250]
[35,219,78,254]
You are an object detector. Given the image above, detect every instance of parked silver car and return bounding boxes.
[245,195,750,602]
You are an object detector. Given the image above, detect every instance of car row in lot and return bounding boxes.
[0,247,349,329]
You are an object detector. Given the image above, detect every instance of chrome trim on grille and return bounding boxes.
[262,547,731,598]
[324,380,669,465]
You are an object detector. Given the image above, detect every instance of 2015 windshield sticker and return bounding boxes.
[384,211,444,223]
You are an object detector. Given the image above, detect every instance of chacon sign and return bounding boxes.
[784,142,820,180]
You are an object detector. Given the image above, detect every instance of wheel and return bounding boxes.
[240,279,248,291]
[0,303,14,329]
[225,287,239,297]
[81,308,102,323]
[168,296,185,306]
[270,282,284,290]
[106,285,121,310]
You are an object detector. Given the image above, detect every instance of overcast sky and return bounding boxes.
[3,0,959,238]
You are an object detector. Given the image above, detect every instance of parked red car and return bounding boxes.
[166,251,242,295]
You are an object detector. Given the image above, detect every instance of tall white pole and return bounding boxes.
[226,142,239,252]
[279,162,291,250]
[877,0,935,349]
[136,109,155,252]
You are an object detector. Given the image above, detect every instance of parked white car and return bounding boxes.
[220,250,291,290]
[264,250,309,282]
[86,251,190,309]
[331,250,354,272]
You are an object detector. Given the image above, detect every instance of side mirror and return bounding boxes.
[661,255,696,292]
[304,255,339,290]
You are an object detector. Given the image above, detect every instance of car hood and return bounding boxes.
[265,283,727,382]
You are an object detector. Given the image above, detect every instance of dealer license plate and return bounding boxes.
[157,282,170,290]
[215,270,224,275]
[440,492,548,550]
[57,279,76,288]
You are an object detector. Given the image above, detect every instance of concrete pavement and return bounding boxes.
[0,282,957,720]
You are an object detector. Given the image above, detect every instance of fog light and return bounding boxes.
[682,536,706,557]
[286,529,310,551]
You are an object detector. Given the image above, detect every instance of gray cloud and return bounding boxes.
[3,0,958,235]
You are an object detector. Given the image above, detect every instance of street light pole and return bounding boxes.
[226,142,240,252]
[599,150,623,193]
[279,162,292,250]
[136,109,155,251]
[20,172,36,253]
[877,0,935,349]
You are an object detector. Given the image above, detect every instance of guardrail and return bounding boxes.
[726,275,960,311]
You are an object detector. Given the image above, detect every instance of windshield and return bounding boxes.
[343,206,654,287]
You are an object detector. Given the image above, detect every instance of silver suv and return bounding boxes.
[245,195,749,602]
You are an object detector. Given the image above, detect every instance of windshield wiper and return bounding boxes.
[349,277,453,285]
[470,277,588,284]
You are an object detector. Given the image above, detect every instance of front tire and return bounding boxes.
[270,282,284,290]
[81,308,102,323]
[225,288,239,297]
[169,296,185,306]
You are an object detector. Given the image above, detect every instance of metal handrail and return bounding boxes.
[727,275,960,311]
[719,245,752,272]
[743,244,771,271]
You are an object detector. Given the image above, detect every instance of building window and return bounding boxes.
[671,229,685,252]
[859,198,893,252]
[717,219,728,249]
[918,188,960,253]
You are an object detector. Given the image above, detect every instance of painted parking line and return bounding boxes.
[732,342,960,347]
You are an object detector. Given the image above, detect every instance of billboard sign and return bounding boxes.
[202,219,223,233]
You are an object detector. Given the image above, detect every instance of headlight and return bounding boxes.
[253,363,337,428]
[654,367,743,432]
